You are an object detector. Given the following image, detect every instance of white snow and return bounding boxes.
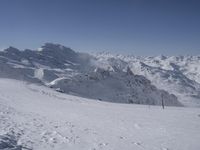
[34,68,44,80]
[37,47,43,51]
[0,79,200,150]
[21,59,30,65]
[48,77,69,86]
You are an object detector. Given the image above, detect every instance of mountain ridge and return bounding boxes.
[1,43,199,106]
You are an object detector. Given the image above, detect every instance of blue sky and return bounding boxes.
[0,0,200,55]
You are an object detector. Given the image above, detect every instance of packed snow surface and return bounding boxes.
[0,79,200,150]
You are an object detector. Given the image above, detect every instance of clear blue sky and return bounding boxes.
[0,0,200,55]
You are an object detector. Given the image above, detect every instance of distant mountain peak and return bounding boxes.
[42,43,65,49]
[40,43,73,52]
[4,46,20,53]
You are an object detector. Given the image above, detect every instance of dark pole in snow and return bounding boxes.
[161,94,164,109]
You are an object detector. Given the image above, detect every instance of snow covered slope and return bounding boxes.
[0,43,181,107]
[0,79,200,150]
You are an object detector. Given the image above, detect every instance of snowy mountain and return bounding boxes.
[0,43,93,82]
[95,53,200,107]
[49,67,180,106]
[0,43,182,107]
[0,44,200,149]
